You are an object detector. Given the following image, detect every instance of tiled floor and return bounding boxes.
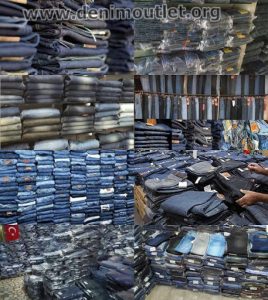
[146,285,240,300]
[0,277,30,300]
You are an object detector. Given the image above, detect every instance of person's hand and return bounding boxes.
[236,189,260,207]
[248,163,265,174]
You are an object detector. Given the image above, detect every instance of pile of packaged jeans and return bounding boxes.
[138,226,268,298]
[134,226,155,300]
[25,75,64,104]
[0,225,133,299]
[105,0,134,73]
[135,121,173,150]
[21,108,62,141]
[0,150,134,225]
[135,1,255,74]
[31,1,109,75]
[0,75,25,104]
[223,120,268,151]
[0,1,39,75]
[242,1,268,74]
[133,150,268,225]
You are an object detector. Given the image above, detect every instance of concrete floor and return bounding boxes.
[146,285,241,300]
[0,276,30,300]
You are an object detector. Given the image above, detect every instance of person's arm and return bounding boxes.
[236,189,268,207]
[248,163,268,176]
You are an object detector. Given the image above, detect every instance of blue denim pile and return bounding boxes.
[31,1,109,76]
[135,1,256,74]
[137,226,268,299]
[136,75,267,120]
[134,226,156,300]
[25,75,65,104]
[172,121,216,151]
[243,0,268,74]
[134,149,268,225]
[0,107,22,146]
[135,121,173,150]
[0,75,134,150]
[0,225,134,299]
[105,0,134,73]
[0,150,134,224]
[0,1,39,75]
[21,108,62,141]
[95,103,134,149]
[0,75,25,104]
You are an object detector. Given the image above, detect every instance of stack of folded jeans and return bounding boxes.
[100,151,115,223]
[33,2,109,75]
[35,151,55,223]
[98,132,134,150]
[16,150,37,223]
[118,103,134,128]
[97,80,123,103]
[94,103,120,132]
[0,237,27,279]
[93,256,134,295]
[0,75,25,104]
[0,1,39,74]
[70,151,87,224]
[244,231,268,299]
[202,232,226,294]
[161,191,229,225]
[135,121,172,150]
[126,151,135,223]
[34,139,69,151]
[85,151,101,224]
[223,227,248,297]
[121,79,134,103]
[0,151,18,224]
[136,226,268,298]
[0,151,134,224]
[143,171,194,212]
[64,76,98,104]
[62,105,95,136]
[135,2,254,75]
[25,75,64,104]
[242,2,268,74]
[106,0,134,73]
[113,150,128,225]
[21,108,61,141]
[0,106,22,146]
[134,227,155,300]
[53,151,71,223]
